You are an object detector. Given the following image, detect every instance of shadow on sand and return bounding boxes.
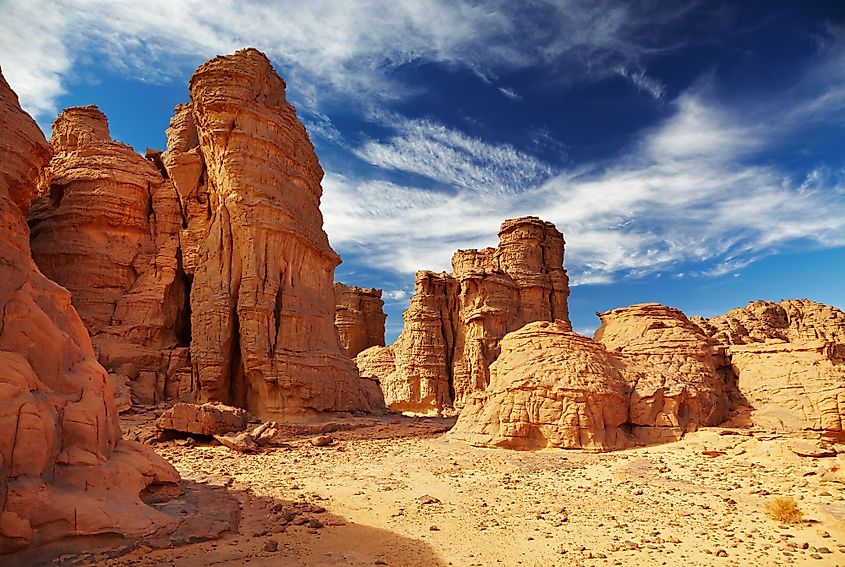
[3,475,447,567]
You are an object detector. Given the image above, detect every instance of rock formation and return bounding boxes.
[28,106,192,406]
[334,283,386,357]
[595,303,729,443]
[161,49,378,419]
[361,216,570,414]
[449,320,629,450]
[0,69,180,553]
[157,402,247,436]
[694,299,845,431]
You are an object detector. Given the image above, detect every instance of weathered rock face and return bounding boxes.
[334,283,386,357]
[28,106,193,406]
[379,272,459,413]
[157,402,247,436]
[0,70,179,553]
[449,321,629,450]
[695,299,845,431]
[367,216,570,414]
[595,303,729,442]
[162,48,378,419]
[695,299,845,345]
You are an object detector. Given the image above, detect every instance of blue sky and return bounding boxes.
[1,0,844,341]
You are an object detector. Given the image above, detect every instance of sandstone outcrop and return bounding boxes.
[596,303,729,441]
[0,69,180,553]
[449,321,629,450]
[367,217,570,414]
[334,283,386,357]
[162,49,379,419]
[157,402,247,436]
[694,300,845,431]
[28,106,193,406]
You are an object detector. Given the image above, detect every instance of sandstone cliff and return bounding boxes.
[596,303,729,443]
[361,216,570,414]
[334,283,386,357]
[694,299,845,431]
[162,49,378,419]
[449,320,629,450]
[28,106,192,406]
[0,69,180,553]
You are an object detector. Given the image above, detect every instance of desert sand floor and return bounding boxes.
[76,413,845,566]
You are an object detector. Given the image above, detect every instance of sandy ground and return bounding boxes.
[36,413,845,566]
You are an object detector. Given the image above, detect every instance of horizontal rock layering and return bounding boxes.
[162,49,380,419]
[22,49,384,422]
[28,106,193,406]
[0,69,180,553]
[358,216,571,414]
[334,283,386,357]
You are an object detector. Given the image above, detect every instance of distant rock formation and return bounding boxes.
[359,216,570,414]
[28,106,193,406]
[596,303,729,443]
[334,283,386,357]
[449,320,629,450]
[0,69,179,553]
[162,49,379,419]
[452,298,845,450]
[451,303,728,450]
[694,299,845,431]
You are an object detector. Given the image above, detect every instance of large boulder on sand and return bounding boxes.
[448,320,629,450]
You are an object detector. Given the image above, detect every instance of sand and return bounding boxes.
[41,412,845,566]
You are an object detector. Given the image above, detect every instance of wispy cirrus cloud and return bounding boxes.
[615,66,666,100]
[355,114,554,196]
[0,0,675,122]
[324,66,845,284]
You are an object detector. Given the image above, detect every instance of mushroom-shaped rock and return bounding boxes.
[448,320,629,450]
[595,303,728,441]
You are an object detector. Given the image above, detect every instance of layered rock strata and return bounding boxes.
[162,49,378,419]
[28,106,192,406]
[334,283,386,357]
[449,321,629,450]
[694,299,845,431]
[361,216,570,414]
[0,70,180,553]
[596,303,729,443]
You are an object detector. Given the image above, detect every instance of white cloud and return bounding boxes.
[383,290,409,301]
[0,0,676,122]
[615,66,665,100]
[323,88,845,283]
[355,114,553,196]
[497,87,521,101]
[0,1,70,118]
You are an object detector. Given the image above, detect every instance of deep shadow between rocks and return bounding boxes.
[1,479,240,567]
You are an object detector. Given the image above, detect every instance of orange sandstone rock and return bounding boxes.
[0,69,179,553]
[449,320,629,450]
[157,402,247,436]
[695,299,845,431]
[162,49,379,419]
[368,216,570,414]
[334,283,386,357]
[28,106,192,406]
[595,303,729,442]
